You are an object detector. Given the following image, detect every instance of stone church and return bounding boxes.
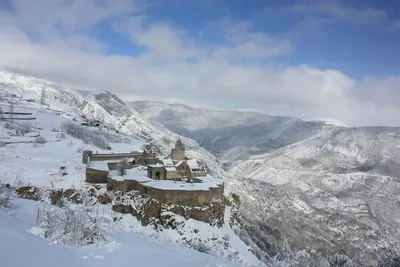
[147,138,207,181]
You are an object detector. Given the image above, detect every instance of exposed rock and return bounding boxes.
[97,193,111,204]
[63,189,82,204]
[16,186,40,201]
[140,200,161,226]
[50,189,63,205]
[131,207,138,216]
[231,193,241,208]
[112,203,132,214]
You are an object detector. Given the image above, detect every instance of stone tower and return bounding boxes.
[171,138,185,161]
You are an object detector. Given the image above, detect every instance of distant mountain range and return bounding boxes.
[2,67,399,265]
[130,100,400,265]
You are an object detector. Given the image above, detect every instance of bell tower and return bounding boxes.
[171,138,185,161]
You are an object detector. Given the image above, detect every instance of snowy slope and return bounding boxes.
[0,199,240,267]
[0,69,262,266]
[130,100,400,265]
[0,69,226,178]
[130,101,325,161]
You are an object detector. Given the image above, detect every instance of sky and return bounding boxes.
[0,0,400,126]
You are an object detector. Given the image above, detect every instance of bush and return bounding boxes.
[16,122,32,136]
[0,184,14,208]
[35,136,47,144]
[92,135,110,150]
[34,202,114,247]
[377,248,400,267]
[117,158,129,176]
[61,121,118,149]
[4,122,13,129]
[189,238,211,254]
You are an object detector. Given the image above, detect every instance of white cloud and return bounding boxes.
[209,20,293,60]
[0,0,399,126]
[293,1,388,27]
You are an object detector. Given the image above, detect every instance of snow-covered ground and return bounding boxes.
[0,69,261,266]
[0,199,241,267]
[0,108,144,189]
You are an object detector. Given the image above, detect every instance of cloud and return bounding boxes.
[292,1,388,28]
[0,0,399,126]
[389,20,400,31]
[209,20,293,60]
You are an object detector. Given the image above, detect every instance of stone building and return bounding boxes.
[83,137,207,183]
[146,138,207,181]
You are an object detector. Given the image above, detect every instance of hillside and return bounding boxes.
[130,100,400,265]
[0,199,240,267]
[0,69,260,267]
[130,101,327,162]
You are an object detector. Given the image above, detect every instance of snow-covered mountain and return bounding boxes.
[130,101,400,265]
[0,70,225,178]
[131,101,327,162]
[0,69,261,266]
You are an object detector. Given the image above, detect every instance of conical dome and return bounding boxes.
[175,138,185,150]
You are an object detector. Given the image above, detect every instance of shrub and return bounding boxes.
[92,135,110,150]
[117,158,129,176]
[189,238,211,254]
[0,184,14,208]
[35,136,47,144]
[61,121,118,149]
[34,202,114,247]
[15,122,32,136]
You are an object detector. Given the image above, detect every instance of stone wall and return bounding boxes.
[86,167,109,183]
[143,186,223,206]
[90,153,142,162]
[171,149,185,161]
[165,170,179,180]
[107,177,224,207]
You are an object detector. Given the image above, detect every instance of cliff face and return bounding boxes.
[111,190,225,227]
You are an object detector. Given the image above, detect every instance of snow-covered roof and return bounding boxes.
[175,160,186,167]
[147,163,164,168]
[110,169,152,182]
[162,159,174,167]
[186,159,199,169]
[87,161,109,171]
[165,166,177,172]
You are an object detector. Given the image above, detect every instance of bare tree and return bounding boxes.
[41,84,46,106]
[117,158,129,176]
[16,122,32,136]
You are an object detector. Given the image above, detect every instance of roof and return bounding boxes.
[147,163,164,168]
[87,161,109,172]
[165,166,177,172]
[175,160,186,167]
[162,159,174,167]
[186,159,199,169]
[174,138,185,150]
